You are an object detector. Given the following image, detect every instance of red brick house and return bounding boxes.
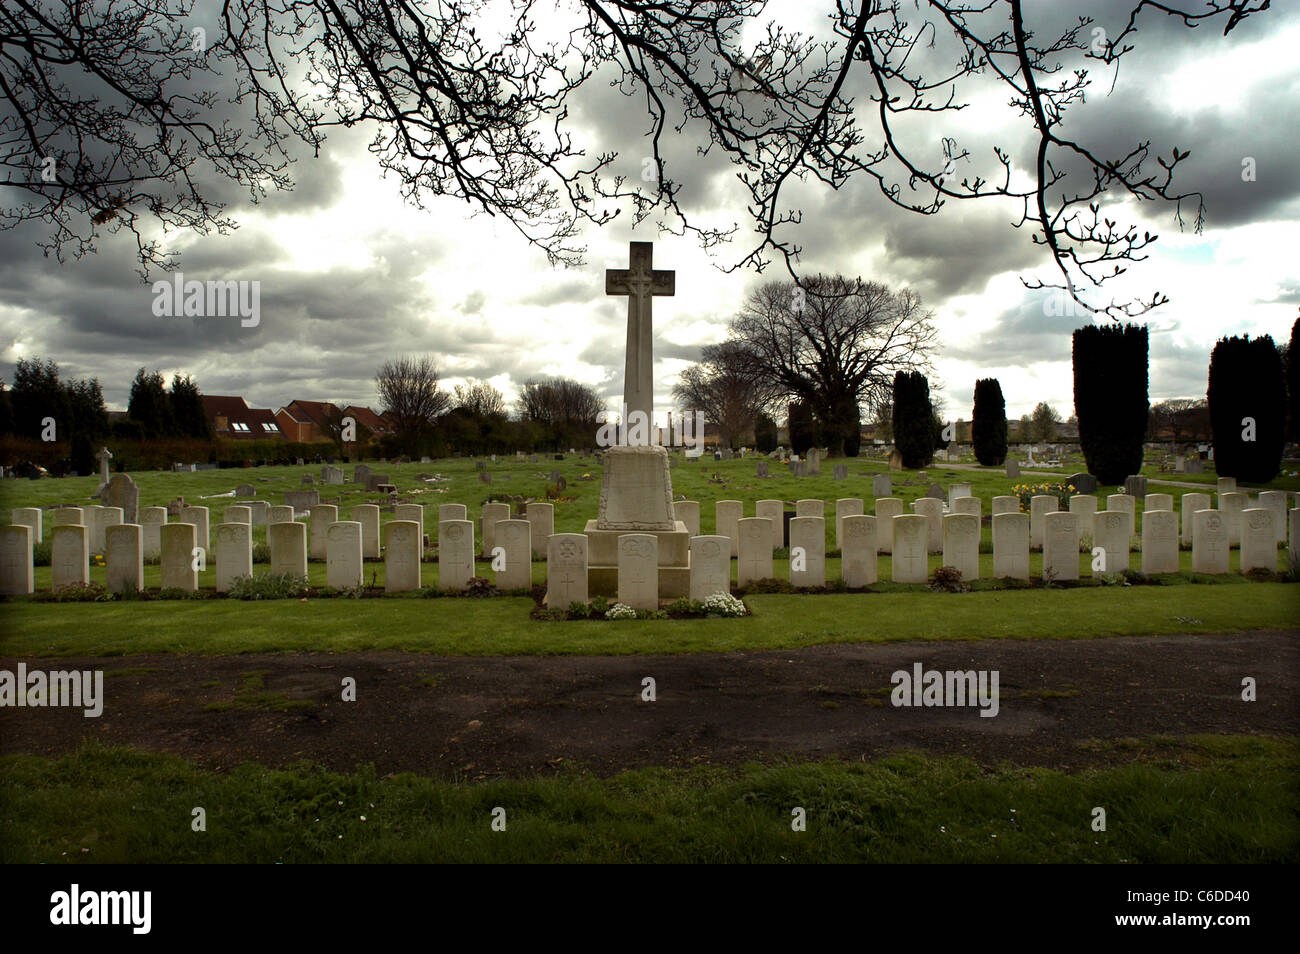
[274,400,342,443]
[203,395,283,440]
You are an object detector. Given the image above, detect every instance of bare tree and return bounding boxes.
[1029,401,1061,443]
[374,356,450,455]
[453,380,507,419]
[1149,397,1209,443]
[516,376,602,448]
[730,276,937,454]
[671,341,768,449]
[0,1,1270,313]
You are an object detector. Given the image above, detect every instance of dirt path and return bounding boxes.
[2,631,1296,778]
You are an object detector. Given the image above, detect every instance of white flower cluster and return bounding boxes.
[702,592,747,617]
[606,602,638,620]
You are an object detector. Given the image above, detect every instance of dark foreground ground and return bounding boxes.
[3,630,1296,777]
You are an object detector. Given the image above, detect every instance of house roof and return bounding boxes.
[285,399,341,430]
[342,405,390,434]
[205,395,283,438]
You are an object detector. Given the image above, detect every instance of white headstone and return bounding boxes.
[1192,509,1229,574]
[546,533,589,608]
[1217,476,1236,497]
[674,500,701,538]
[1218,492,1247,548]
[1091,511,1130,575]
[942,513,980,581]
[269,505,295,525]
[103,523,142,593]
[1042,512,1080,581]
[214,522,252,593]
[354,504,381,559]
[991,495,1020,517]
[51,524,89,589]
[160,522,198,591]
[716,500,743,557]
[795,498,823,519]
[394,504,425,545]
[947,483,972,509]
[617,534,658,610]
[736,517,774,586]
[875,498,904,554]
[1144,493,1173,513]
[891,514,929,584]
[1180,492,1210,547]
[134,506,164,561]
[834,498,864,551]
[481,502,510,558]
[225,505,252,525]
[992,512,1030,580]
[11,508,41,544]
[1257,491,1288,545]
[1105,494,1135,541]
[952,497,981,520]
[494,519,532,590]
[1239,509,1276,574]
[525,503,554,558]
[308,505,338,561]
[689,535,731,601]
[755,499,784,549]
[269,521,308,579]
[0,525,34,595]
[840,514,877,586]
[439,503,468,523]
[326,521,363,590]
[911,498,943,553]
[384,520,423,592]
[180,505,210,551]
[1068,495,1098,520]
[1029,496,1058,549]
[1141,510,1179,575]
[245,500,270,526]
[55,507,84,526]
[438,519,476,591]
[788,516,825,587]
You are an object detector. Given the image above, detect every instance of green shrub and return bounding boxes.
[252,543,271,564]
[49,581,113,602]
[226,572,309,600]
[928,566,970,593]
[465,576,497,598]
[156,586,206,600]
[32,540,51,567]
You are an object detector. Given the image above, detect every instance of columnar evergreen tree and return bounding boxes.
[1072,324,1149,484]
[892,370,933,469]
[169,374,213,439]
[971,378,1008,465]
[787,401,815,455]
[127,368,172,438]
[754,413,778,453]
[1207,334,1285,482]
[1288,315,1299,442]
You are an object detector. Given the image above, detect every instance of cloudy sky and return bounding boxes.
[2,0,1297,425]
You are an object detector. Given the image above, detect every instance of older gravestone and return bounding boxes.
[160,522,198,591]
[0,525,34,595]
[1005,459,1020,479]
[269,521,308,578]
[689,536,731,601]
[285,490,319,511]
[912,498,943,553]
[51,524,89,588]
[235,483,256,497]
[617,534,658,610]
[1239,509,1276,573]
[1123,475,1147,497]
[1141,510,1179,575]
[301,474,316,485]
[927,482,945,502]
[755,499,784,549]
[355,504,381,559]
[385,521,423,592]
[1180,492,1210,546]
[524,503,554,558]
[756,461,769,478]
[479,471,492,485]
[1192,509,1229,574]
[891,515,929,584]
[716,500,743,557]
[215,523,252,593]
[308,504,338,560]
[674,500,700,538]
[91,505,123,555]
[1042,512,1079,581]
[807,448,821,476]
[366,474,392,491]
[788,516,826,587]
[840,514,877,587]
[104,474,140,523]
[326,521,363,589]
[992,513,1029,580]
[872,475,891,498]
[1067,473,1097,494]
[547,533,589,607]
[494,519,532,590]
[875,498,903,554]
[833,463,847,481]
[166,498,186,518]
[736,518,773,586]
[942,513,980,581]
[11,507,41,544]
[354,464,372,486]
[480,502,510,558]
[438,520,475,591]
[1091,511,1130,575]
[1029,496,1057,549]
[834,498,864,551]
[556,476,567,491]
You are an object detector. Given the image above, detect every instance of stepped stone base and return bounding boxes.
[584,519,691,600]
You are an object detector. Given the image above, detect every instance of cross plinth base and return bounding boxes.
[583,520,691,601]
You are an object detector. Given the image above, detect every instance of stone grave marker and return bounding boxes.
[942,513,980,581]
[875,498,903,554]
[872,475,891,498]
[493,519,532,590]
[689,535,731,601]
[326,521,363,589]
[438,520,476,591]
[1042,512,1080,581]
[365,474,391,491]
[354,465,372,485]
[1239,509,1276,573]
[840,514,877,587]
[795,499,822,518]
[1141,510,1179,575]
[891,515,929,584]
[674,500,701,538]
[1005,459,1020,479]
[285,490,319,511]
[55,507,84,526]
[51,524,89,588]
[1067,473,1097,494]
[991,495,1020,516]
[385,520,423,592]
[1105,494,1135,541]
[479,471,492,484]
[308,504,338,560]
[926,482,945,502]
[617,534,658,610]
[481,502,511,558]
[106,523,144,593]
[160,522,198,591]
[788,516,826,587]
[947,483,972,509]
[0,525,34,595]
[1218,492,1246,547]
[394,504,424,545]
[439,503,468,523]
[1091,511,1130,575]
[525,503,554,558]
[912,498,943,553]
[269,521,308,578]
[834,498,864,551]
[1180,492,1210,546]
[1192,509,1229,574]
[755,499,784,549]
[756,461,769,478]
[140,507,166,558]
[833,464,847,481]
[354,504,381,559]
[1029,496,1057,549]
[716,500,743,557]
[235,484,255,497]
[1144,493,1173,512]
[104,474,140,523]
[1217,477,1236,496]
[1068,495,1098,521]
[992,513,1029,580]
[11,507,41,544]
[215,523,252,593]
[736,518,774,586]
[225,505,252,525]
[546,533,589,607]
[268,505,295,525]
[1257,491,1288,545]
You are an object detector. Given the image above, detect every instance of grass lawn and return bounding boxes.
[2,584,1294,656]
[2,737,1294,863]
